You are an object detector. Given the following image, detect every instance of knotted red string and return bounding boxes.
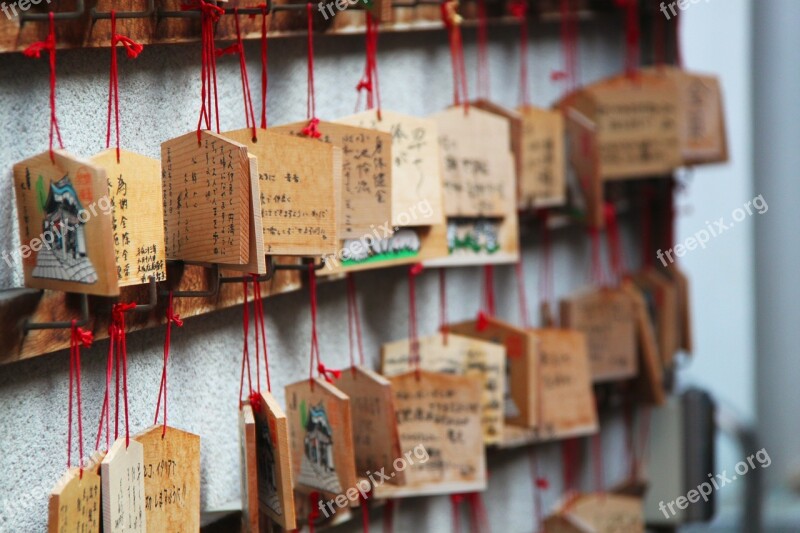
[346,272,365,373]
[308,491,321,532]
[116,303,136,448]
[355,12,382,119]
[154,292,183,437]
[95,321,114,452]
[510,1,530,107]
[68,321,92,478]
[24,12,63,163]
[252,275,272,393]
[476,0,490,101]
[553,0,579,94]
[408,263,423,376]
[239,281,254,407]
[439,268,448,344]
[308,268,340,386]
[183,0,224,141]
[477,265,496,329]
[614,0,640,78]
[106,11,144,163]
[303,3,321,138]
[218,9,258,141]
[441,1,469,111]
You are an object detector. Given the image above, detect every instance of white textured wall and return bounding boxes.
[0,12,746,533]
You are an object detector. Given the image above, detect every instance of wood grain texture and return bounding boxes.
[101,438,146,533]
[621,280,666,406]
[48,467,102,533]
[1,257,301,365]
[13,150,119,296]
[133,425,201,533]
[239,404,259,533]
[544,493,644,533]
[221,154,268,274]
[224,128,341,256]
[91,149,167,287]
[630,267,679,368]
[161,130,251,264]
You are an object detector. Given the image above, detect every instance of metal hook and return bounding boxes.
[91,0,155,20]
[157,0,271,22]
[273,257,326,272]
[19,0,86,25]
[129,276,158,313]
[219,256,276,284]
[24,292,90,332]
[161,262,221,298]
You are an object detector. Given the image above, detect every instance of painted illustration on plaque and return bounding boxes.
[298,401,341,494]
[32,174,98,284]
[447,218,500,255]
[256,414,282,516]
[340,228,421,266]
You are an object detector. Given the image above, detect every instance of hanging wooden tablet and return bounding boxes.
[560,288,638,382]
[630,268,679,368]
[426,106,519,266]
[12,150,119,296]
[161,130,252,265]
[665,263,693,354]
[374,370,486,497]
[449,317,537,428]
[331,109,450,273]
[517,106,567,208]
[101,438,146,532]
[544,493,644,533]
[335,367,404,484]
[251,392,297,530]
[621,280,666,406]
[91,149,167,287]
[641,66,728,166]
[48,468,102,533]
[239,403,259,533]
[561,74,682,180]
[218,154,267,274]
[131,425,201,531]
[285,378,358,498]
[268,121,390,238]
[381,333,505,445]
[224,129,341,257]
[532,328,598,440]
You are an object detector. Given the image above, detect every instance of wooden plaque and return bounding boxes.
[517,106,566,208]
[12,150,119,296]
[101,437,146,533]
[545,493,644,533]
[562,75,681,180]
[285,378,357,498]
[448,317,538,428]
[336,109,445,227]
[622,280,666,406]
[48,467,101,533]
[533,328,598,440]
[133,424,201,532]
[268,121,391,239]
[430,106,516,218]
[220,154,267,274]
[630,268,679,368]
[240,404,259,533]
[560,288,639,382]
[381,333,505,444]
[224,128,341,256]
[666,264,693,354]
[252,392,297,530]
[335,366,404,484]
[161,130,251,264]
[91,149,167,287]
[375,370,486,497]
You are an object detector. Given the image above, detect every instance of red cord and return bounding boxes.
[604,203,626,283]
[248,4,270,129]
[451,494,463,533]
[408,264,423,376]
[106,11,144,163]
[439,268,448,344]
[154,292,183,437]
[360,491,371,532]
[346,273,365,371]
[239,281,254,406]
[515,258,531,329]
[308,491,321,533]
[481,265,496,317]
[476,0,490,101]
[529,450,548,533]
[355,13,382,119]
[183,1,223,141]
[23,12,63,163]
[303,3,321,138]
[538,210,554,312]
[382,499,396,533]
[554,0,580,94]
[252,275,272,392]
[653,0,666,68]
[509,1,529,107]
[218,10,257,141]
[614,0,641,78]
[68,321,92,477]
[95,324,114,452]
[308,268,341,385]
[441,1,469,111]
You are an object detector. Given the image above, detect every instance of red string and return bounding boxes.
[218,10,258,141]
[252,275,272,392]
[239,281,254,407]
[481,265,496,317]
[360,491,371,532]
[561,438,580,496]
[355,13,382,119]
[588,226,606,286]
[95,323,114,452]
[538,210,554,311]
[439,268,449,344]
[441,1,469,111]
[183,0,223,142]
[614,0,640,78]
[509,1,529,107]
[529,450,548,533]
[249,4,269,129]
[68,321,92,477]
[641,184,655,268]
[303,3,321,139]
[308,491,321,533]
[346,273,365,371]
[23,12,63,163]
[476,0,490,101]
[553,0,580,94]
[97,303,135,449]
[515,258,531,329]
[106,11,144,163]
[308,268,341,385]
[604,203,626,283]
[653,0,665,68]
[450,494,463,533]
[408,263,423,376]
[154,292,183,437]
[466,493,489,533]
[382,499,396,533]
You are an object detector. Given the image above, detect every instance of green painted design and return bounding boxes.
[35,175,46,213]
[341,248,418,267]
[300,399,308,428]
